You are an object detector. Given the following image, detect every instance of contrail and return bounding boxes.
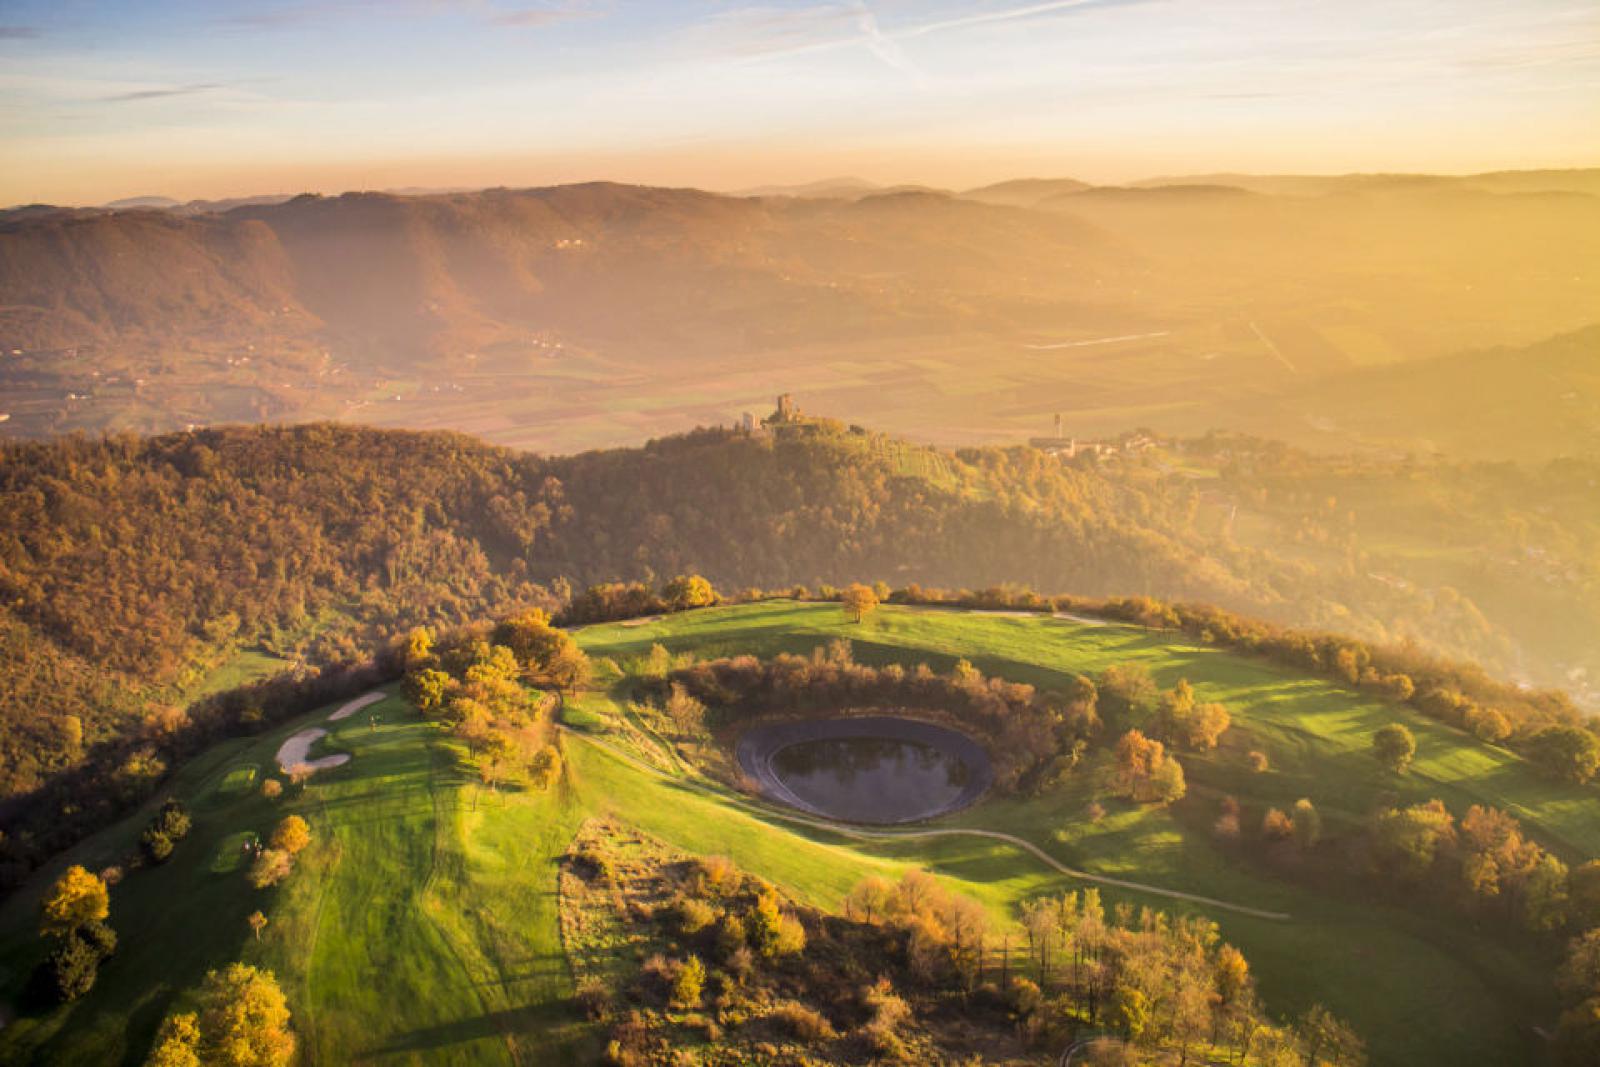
[1024,330,1170,350]
[902,0,1147,40]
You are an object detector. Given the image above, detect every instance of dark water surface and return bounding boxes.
[769,736,972,823]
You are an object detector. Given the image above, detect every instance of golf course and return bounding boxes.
[0,601,1591,1065]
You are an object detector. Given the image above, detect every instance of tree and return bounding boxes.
[1262,808,1294,841]
[840,582,879,623]
[664,683,706,735]
[260,779,283,800]
[1371,800,1455,881]
[196,963,296,1067]
[402,667,453,716]
[1111,730,1186,804]
[671,955,705,1009]
[1097,664,1160,732]
[49,933,102,1001]
[141,828,175,863]
[40,865,109,938]
[663,574,716,611]
[1570,861,1600,928]
[145,1012,202,1067]
[61,714,84,757]
[845,876,896,924]
[641,642,672,681]
[247,911,269,941]
[248,849,294,889]
[1292,798,1322,850]
[402,626,434,670]
[1529,726,1600,785]
[543,641,592,693]
[270,816,311,855]
[1372,723,1416,774]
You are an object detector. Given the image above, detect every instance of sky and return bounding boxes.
[1,0,1597,205]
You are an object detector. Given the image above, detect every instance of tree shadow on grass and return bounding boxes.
[361,998,588,1061]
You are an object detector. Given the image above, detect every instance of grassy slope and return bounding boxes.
[0,602,1589,1065]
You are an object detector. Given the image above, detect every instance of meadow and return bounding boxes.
[0,602,1588,1064]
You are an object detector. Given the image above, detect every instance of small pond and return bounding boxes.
[736,715,992,824]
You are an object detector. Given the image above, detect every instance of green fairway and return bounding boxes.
[0,602,1588,1065]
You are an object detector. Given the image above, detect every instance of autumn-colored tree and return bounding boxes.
[640,642,672,680]
[662,574,716,611]
[543,641,592,693]
[1370,800,1456,881]
[1570,861,1600,928]
[403,667,454,716]
[663,683,706,735]
[1261,808,1294,841]
[402,626,434,670]
[248,849,294,889]
[40,865,109,939]
[840,582,879,624]
[196,963,296,1067]
[671,955,705,1009]
[260,779,283,800]
[845,876,896,924]
[144,1012,202,1067]
[270,815,311,855]
[247,911,269,941]
[1529,726,1600,784]
[1111,730,1187,804]
[1292,798,1322,850]
[1372,723,1417,774]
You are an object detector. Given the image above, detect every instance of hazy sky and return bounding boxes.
[2,0,1597,204]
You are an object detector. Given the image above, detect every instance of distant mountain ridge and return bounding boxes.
[1,173,1596,455]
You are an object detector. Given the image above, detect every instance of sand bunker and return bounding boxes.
[275,728,350,775]
[328,690,386,722]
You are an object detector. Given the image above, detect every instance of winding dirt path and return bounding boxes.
[561,723,1291,922]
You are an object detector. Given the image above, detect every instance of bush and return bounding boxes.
[1373,724,1417,774]
[49,934,102,1002]
[678,897,717,936]
[770,1002,836,1042]
[248,848,294,889]
[1262,808,1294,841]
[574,976,612,1021]
[140,828,175,864]
[153,798,191,840]
[671,955,705,1009]
[271,815,312,855]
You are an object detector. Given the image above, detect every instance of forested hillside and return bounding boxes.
[2,419,1596,875]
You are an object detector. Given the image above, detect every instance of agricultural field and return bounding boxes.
[0,602,1589,1065]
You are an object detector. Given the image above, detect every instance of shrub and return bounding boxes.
[1262,808,1294,841]
[1247,750,1270,773]
[1373,724,1417,774]
[678,897,717,936]
[1292,798,1322,849]
[271,815,312,855]
[140,828,175,864]
[261,778,283,799]
[770,1002,836,1042]
[49,934,101,1002]
[248,848,294,889]
[574,977,612,1021]
[671,955,705,1010]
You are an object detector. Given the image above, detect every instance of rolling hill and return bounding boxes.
[0,603,1592,1065]
[2,175,1596,454]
